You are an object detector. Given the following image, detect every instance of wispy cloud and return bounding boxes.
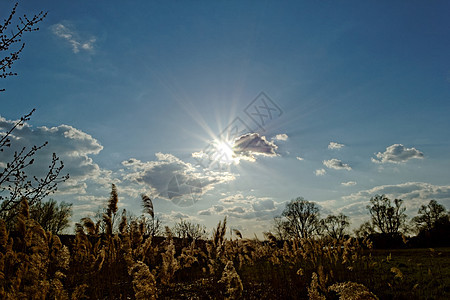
[328,142,345,150]
[323,158,352,171]
[296,156,304,161]
[372,144,424,164]
[51,23,96,54]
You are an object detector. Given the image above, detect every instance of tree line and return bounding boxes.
[271,196,449,248]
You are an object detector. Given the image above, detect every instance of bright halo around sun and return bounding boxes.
[211,139,237,165]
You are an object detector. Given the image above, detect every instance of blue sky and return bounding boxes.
[1,1,450,236]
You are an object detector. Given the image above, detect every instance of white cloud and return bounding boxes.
[315,169,326,176]
[323,158,352,171]
[213,205,225,212]
[372,144,424,164]
[273,133,288,141]
[0,117,105,195]
[328,142,345,150]
[51,23,96,54]
[339,182,450,225]
[198,205,225,216]
[219,193,249,205]
[201,193,283,221]
[233,133,278,161]
[192,133,279,167]
[122,153,235,202]
[341,181,357,186]
[296,156,304,161]
[198,209,212,216]
[252,199,276,212]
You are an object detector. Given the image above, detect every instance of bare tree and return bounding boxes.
[320,213,350,240]
[0,4,68,226]
[353,221,375,239]
[412,200,447,232]
[29,198,72,234]
[367,195,406,235]
[271,216,290,240]
[282,197,320,239]
[1,2,47,91]
[0,109,69,225]
[173,219,208,241]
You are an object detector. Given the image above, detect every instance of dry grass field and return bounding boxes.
[1,200,449,299]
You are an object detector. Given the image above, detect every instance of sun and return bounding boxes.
[211,139,236,165]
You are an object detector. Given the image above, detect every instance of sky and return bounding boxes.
[1,0,450,236]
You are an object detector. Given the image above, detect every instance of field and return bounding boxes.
[1,210,449,299]
[364,248,450,300]
[159,246,450,299]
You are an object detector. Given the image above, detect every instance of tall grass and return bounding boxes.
[1,198,448,299]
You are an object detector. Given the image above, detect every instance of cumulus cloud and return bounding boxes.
[273,133,288,141]
[323,158,352,171]
[201,193,283,221]
[51,23,96,53]
[339,182,450,225]
[341,181,357,186]
[219,193,249,205]
[328,142,345,150]
[343,182,450,203]
[192,133,279,167]
[0,114,122,220]
[233,133,278,161]
[122,153,235,202]
[372,144,424,164]
[198,205,225,216]
[228,206,247,214]
[198,209,212,216]
[0,116,105,195]
[214,205,225,212]
[315,169,326,176]
[252,198,276,212]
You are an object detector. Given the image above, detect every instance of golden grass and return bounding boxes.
[1,198,448,299]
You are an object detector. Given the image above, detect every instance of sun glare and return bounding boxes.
[211,139,236,165]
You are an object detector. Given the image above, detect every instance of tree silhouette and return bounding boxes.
[320,213,350,240]
[367,195,406,235]
[412,200,447,232]
[354,221,375,239]
[282,197,320,239]
[271,216,290,240]
[29,198,72,234]
[173,219,207,241]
